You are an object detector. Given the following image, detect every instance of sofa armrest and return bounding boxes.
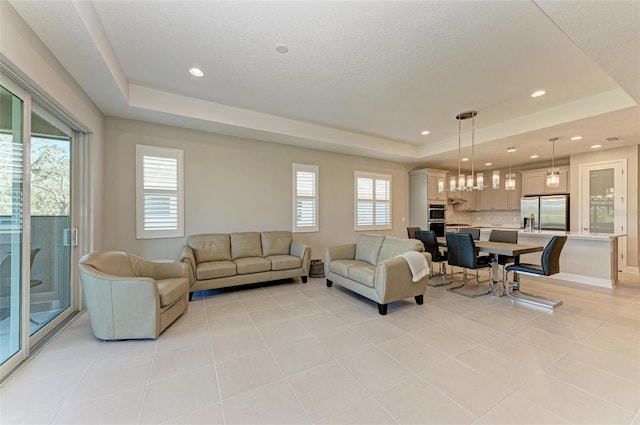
[179,246,197,285]
[290,240,311,274]
[324,243,357,262]
[290,240,307,259]
[374,253,432,303]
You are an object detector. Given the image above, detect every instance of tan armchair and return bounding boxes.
[78,251,190,340]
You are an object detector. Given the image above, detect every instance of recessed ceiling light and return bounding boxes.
[189,67,204,77]
[485,162,492,166]
[590,144,602,149]
[461,157,469,162]
[530,90,546,98]
[421,130,430,135]
[570,136,583,141]
[530,154,539,159]
[275,44,289,54]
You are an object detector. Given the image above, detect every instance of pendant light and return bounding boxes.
[455,110,478,191]
[492,170,500,189]
[505,147,516,191]
[546,137,560,188]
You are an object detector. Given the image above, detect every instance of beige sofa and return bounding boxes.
[78,251,190,340]
[324,234,431,315]
[180,231,311,296]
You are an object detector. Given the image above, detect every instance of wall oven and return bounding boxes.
[429,222,445,238]
[428,204,446,222]
[427,203,446,237]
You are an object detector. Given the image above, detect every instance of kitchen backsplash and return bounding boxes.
[447,209,521,228]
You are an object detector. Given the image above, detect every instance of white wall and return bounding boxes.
[570,144,639,270]
[1,1,105,251]
[103,117,413,260]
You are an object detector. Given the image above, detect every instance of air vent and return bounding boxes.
[604,136,623,142]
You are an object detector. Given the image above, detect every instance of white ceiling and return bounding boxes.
[9,0,640,170]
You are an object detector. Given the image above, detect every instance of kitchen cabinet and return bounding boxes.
[455,189,477,211]
[521,166,569,195]
[507,179,522,209]
[476,173,521,210]
[409,168,448,229]
[427,173,447,201]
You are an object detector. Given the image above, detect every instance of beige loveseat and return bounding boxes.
[78,251,190,340]
[180,231,311,296]
[324,234,431,315]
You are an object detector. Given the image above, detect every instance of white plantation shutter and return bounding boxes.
[293,164,319,232]
[136,145,184,239]
[355,171,392,231]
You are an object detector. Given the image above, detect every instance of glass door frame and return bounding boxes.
[1,72,85,380]
[578,159,627,270]
[0,75,31,377]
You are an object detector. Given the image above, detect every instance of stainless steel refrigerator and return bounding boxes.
[521,195,570,231]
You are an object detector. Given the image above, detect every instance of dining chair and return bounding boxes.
[414,230,450,286]
[406,227,421,239]
[445,232,492,298]
[489,229,518,278]
[504,235,567,308]
[458,227,480,240]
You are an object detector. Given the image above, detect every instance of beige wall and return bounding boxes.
[103,117,413,260]
[1,1,105,251]
[570,144,639,270]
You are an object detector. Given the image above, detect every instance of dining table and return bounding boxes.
[437,237,545,296]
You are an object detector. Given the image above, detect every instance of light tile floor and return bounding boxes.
[1,272,640,424]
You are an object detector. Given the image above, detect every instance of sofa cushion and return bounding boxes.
[156,277,189,307]
[188,234,231,263]
[377,236,424,262]
[355,234,385,265]
[267,255,302,271]
[261,231,292,256]
[196,261,236,280]
[234,257,271,274]
[231,232,262,260]
[329,259,368,277]
[347,264,376,288]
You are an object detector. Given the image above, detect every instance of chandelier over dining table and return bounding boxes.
[440,110,499,193]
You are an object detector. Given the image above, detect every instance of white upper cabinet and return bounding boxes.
[476,180,520,210]
[427,172,447,201]
[520,166,569,195]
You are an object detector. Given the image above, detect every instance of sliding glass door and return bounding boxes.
[1,75,80,379]
[29,108,73,337]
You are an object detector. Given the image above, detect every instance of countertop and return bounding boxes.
[477,227,626,240]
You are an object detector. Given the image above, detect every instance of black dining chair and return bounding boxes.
[445,232,492,298]
[458,227,480,240]
[489,229,518,277]
[414,230,450,286]
[406,227,421,239]
[504,235,567,309]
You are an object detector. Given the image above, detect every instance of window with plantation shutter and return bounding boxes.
[354,171,391,231]
[293,163,319,232]
[136,145,184,239]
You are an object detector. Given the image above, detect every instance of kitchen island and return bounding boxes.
[478,229,624,289]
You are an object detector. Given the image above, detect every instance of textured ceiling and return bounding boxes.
[8,0,640,169]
